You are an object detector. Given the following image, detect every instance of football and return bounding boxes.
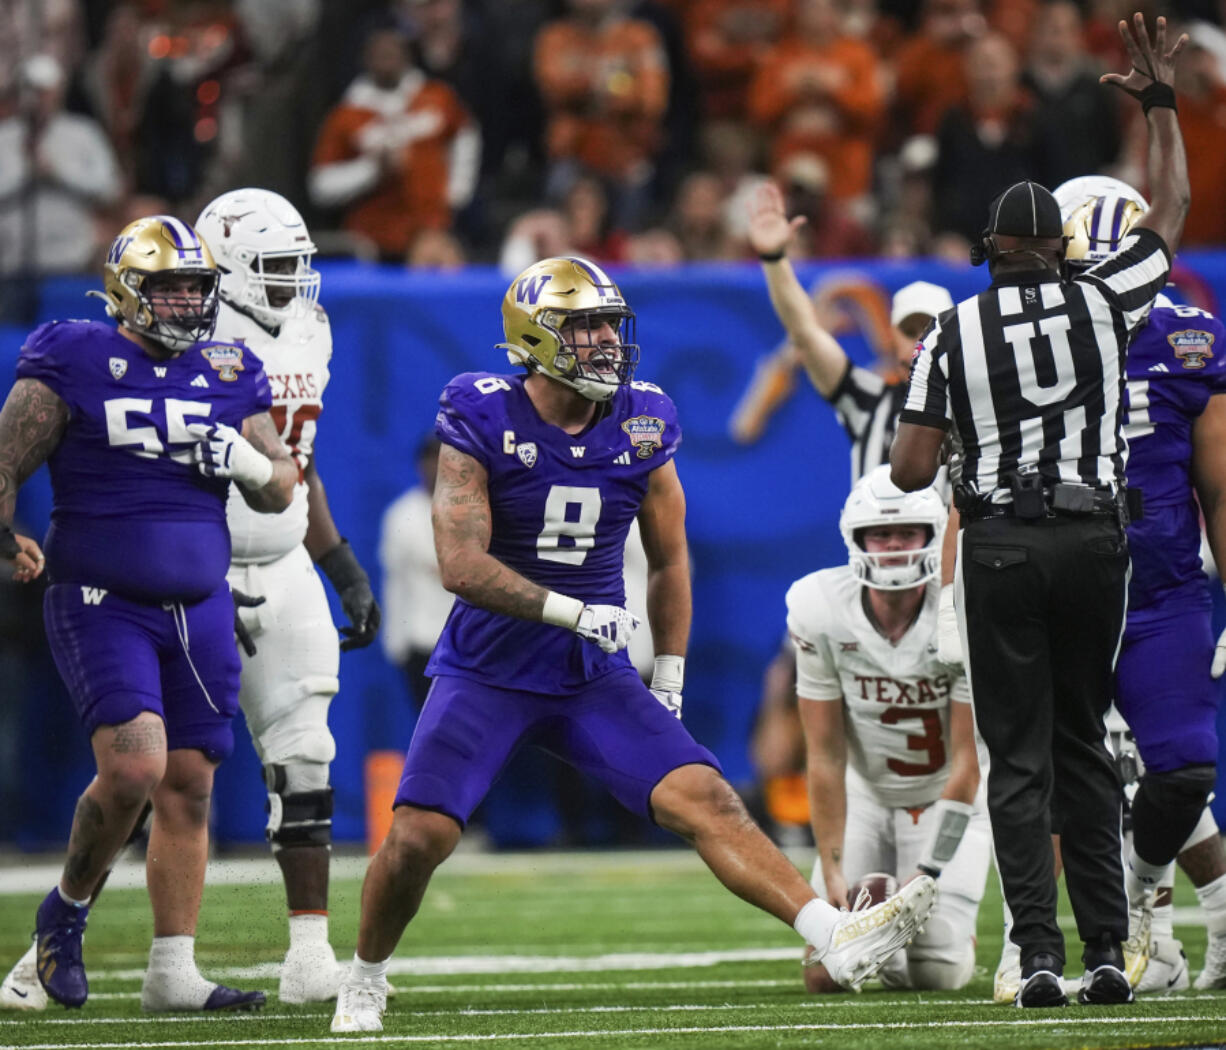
[848,871,899,910]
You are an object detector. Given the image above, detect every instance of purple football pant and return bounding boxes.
[43,582,241,761]
[1116,603,1220,773]
[394,669,721,825]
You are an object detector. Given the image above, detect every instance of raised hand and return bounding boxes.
[1100,12,1188,100]
[747,181,807,260]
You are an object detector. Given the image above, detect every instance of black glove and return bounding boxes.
[0,524,19,561]
[231,587,266,658]
[318,538,380,651]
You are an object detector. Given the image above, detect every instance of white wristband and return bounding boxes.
[542,591,584,629]
[651,654,685,693]
[917,798,975,875]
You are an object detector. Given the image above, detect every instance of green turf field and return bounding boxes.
[2,848,1224,1049]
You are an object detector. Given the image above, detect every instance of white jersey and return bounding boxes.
[218,299,332,563]
[786,567,970,809]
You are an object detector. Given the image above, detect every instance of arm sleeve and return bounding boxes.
[898,325,952,430]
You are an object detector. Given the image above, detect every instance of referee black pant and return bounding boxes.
[957,514,1129,969]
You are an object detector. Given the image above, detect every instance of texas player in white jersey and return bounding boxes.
[788,466,991,992]
[201,190,380,1004]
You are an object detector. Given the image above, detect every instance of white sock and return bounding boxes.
[1126,852,1171,904]
[1195,872,1226,936]
[1151,895,1174,941]
[146,936,216,1005]
[793,897,840,953]
[57,885,90,909]
[288,913,330,950]
[351,954,389,983]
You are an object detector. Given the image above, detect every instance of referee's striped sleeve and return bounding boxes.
[1075,227,1171,332]
[899,324,951,429]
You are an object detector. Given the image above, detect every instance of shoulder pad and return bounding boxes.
[785,568,843,641]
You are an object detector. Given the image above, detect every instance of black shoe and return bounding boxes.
[203,985,266,1011]
[1017,953,1068,1008]
[1078,964,1133,1005]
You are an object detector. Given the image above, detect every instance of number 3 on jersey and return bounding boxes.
[538,485,601,565]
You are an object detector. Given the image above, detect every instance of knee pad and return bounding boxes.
[906,899,977,990]
[264,763,333,851]
[1132,765,1218,865]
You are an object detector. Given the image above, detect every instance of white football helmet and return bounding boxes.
[1053,176,1148,224]
[839,465,947,590]
[195,188,319,327]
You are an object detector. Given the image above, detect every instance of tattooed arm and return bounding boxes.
[432,442,552,621]
[235,411,297,513]
[0,378,65,580]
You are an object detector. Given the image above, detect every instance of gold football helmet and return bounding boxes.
[1063,194,1147,272]
[497,256,639,402]
[98,215,220,352]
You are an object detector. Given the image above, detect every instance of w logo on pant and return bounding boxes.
[80,587,108,605]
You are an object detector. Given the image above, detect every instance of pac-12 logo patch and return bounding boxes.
[516,442,538,468]
[621,415,665,459]
[108,357,127,379]
[1169,329,1215,370]
[200,344,245,381]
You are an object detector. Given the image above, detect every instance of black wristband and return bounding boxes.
[1139,81,1177,115]
[917,863,941,879]
[758,249,786,262]
[317,537,368,592]
[0,523,18,560]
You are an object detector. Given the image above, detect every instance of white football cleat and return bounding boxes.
[280,942,344,1004]
[0,943,46,1011]
[331,976,387,1033]
[1193,931,1226,990]
[994,940,1021,1005]
[819,876,937,992]
[1136,935,1189,994]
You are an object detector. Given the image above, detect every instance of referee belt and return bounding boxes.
[959,484,1127,524]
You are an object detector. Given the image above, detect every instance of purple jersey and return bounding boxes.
[1122,303,1226,613]
[17,320,272,603]
[427,372,681,693]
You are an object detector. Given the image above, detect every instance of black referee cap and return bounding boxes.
[985,181,1063,238]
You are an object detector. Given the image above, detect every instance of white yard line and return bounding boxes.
[1,1016,1218,1050]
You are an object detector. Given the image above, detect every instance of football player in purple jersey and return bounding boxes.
[330,256,939,1033]
[0,215,296,1013]
[1055,178,1226,995]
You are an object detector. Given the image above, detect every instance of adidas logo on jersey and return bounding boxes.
[614,451,631,465]
[1148,362,1169,373]
[191,374,209,388]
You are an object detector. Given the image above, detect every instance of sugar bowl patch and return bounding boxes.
[200,344,245,382]
[1169,329,1215,370]
[621,415,665,459]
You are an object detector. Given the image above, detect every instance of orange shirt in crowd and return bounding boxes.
[311,72,472,258]
[893,34,969,136]
[682,0,789,120]
[748,37,884,200]
[1179,83,1226,247]
[534,14,669,181]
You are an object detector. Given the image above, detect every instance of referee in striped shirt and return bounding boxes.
[891,13,1189,1009]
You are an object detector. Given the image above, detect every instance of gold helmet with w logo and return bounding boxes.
[497,256,639,402]
[99,215,220,353]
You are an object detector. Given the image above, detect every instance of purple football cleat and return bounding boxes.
[34,889,89,1008]
[203,985,266,1011]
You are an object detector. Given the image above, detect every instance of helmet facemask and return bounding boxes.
[546,306,639,401]
[232,246,320,325]
[849,525,940,590]
[125,268,220,353]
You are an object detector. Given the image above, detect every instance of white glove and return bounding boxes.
[937,583,964,668]
[575,603,640,654]
[187,422,273,489]
[650,654,684,719]
[1213,625,1226,679]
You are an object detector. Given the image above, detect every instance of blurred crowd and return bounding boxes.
[3,0,1226,283]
